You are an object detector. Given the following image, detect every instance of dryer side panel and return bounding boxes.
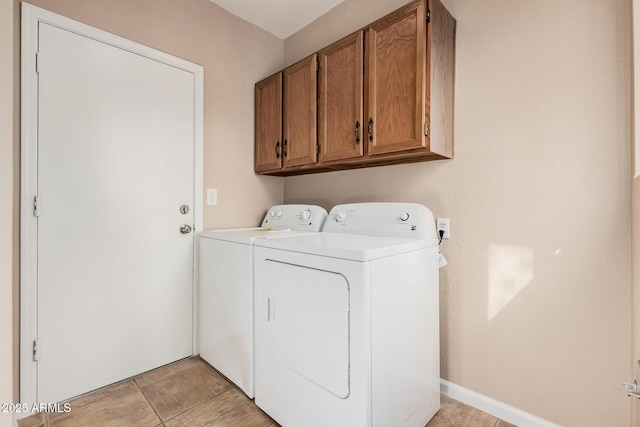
[199,237,254,397]
[370,246,440,427]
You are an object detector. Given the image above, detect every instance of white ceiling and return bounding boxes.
[210,0,345,39]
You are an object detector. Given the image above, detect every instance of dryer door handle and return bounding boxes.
[265,297,274,322]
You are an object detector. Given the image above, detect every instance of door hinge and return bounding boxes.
[424,123,429,137]
[426,0,431,22]
[33,195,40,217]
[33,338,40,361]
[316,60,320,72]
[35,52,40,73]
[315,143,320,154]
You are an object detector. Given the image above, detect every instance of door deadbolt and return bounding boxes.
[180,224,192,234]
[179,204,190,215]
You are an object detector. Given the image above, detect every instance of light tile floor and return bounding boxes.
[19,357,515,427]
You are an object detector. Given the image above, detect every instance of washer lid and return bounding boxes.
[199,204,328,244]
[255,232,434,261]
[199,228,313,244]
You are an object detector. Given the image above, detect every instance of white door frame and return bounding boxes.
[20,3,204,408]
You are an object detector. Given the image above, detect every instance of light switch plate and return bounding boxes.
[207,189,217,206]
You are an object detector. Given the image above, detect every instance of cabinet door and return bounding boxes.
[366,0,426,155]
[255,73,283,173]
[283,54,317,168]
[318,31,363,163]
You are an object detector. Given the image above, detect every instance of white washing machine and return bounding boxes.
[198,204,327,398]
[254,202,440,427]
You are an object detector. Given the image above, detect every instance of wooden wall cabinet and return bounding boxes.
[255,0,455,176]
[318,31,364,163]
[366,0,427,156]
[283,54,318,168]
[254,73,282,173]
[255,55,317,173]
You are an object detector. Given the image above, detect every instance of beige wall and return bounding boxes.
[284,0,632,425]
[4,0,285,423]
[1,0,14,423]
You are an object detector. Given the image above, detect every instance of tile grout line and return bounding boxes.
[41,358,234,427]
[47,379,140,425]
[135,356,200,388]
[159,387,238,424]
[134,378,165,425]
[135,358,236,424]
[197,360,278,427]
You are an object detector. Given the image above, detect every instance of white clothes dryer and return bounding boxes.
[198,205,327,398]
[254,203,440,427]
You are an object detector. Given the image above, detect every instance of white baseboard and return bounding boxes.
[440,379,561,427]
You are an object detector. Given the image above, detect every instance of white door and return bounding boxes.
[36,22,196,403]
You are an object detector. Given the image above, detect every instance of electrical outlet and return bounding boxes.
[436,218,450,239]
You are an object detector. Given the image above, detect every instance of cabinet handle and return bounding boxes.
[368,118,374,142]
[283,139,288,157]
[275,141,280,158]
[355,121,360,144]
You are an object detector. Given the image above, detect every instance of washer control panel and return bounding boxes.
[261,205,328,231]
[323,202,436,240]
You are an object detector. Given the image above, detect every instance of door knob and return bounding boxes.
[180,224,192,234]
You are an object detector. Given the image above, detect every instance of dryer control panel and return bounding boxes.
[323,202,436,240]
[261,205,328,231]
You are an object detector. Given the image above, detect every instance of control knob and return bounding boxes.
[400,212,410,222]
[335,211,347,222]
[302,209,311,220]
